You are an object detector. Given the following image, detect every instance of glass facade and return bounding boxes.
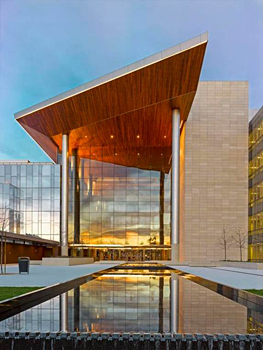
[0,149,171,260]
[248,107,263,260]
[249,116,263,149]
[68,147,172,260]
[249,150,263,179]
[0,162,61,241]
[0,183,21,233]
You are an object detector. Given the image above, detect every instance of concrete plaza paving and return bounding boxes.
[0,262,122,287]
[173,265,263,290]
[1,262,263,290]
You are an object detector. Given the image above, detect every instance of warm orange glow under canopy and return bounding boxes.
[15,34,208,171]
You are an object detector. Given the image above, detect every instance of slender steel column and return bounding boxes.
[171,109,180,262]
[61,133,69,256]
[60,292,68,332]
[72,149,80,244]
[159,170,165,245]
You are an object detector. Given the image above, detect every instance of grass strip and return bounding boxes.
[0,287,43,301]
[245,289,263,297]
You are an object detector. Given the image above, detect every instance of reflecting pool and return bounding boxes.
[0,266,262,334]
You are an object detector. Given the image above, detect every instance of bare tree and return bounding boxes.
[217,226,233,261]
[231,227,248,261]
[0,204,10,274]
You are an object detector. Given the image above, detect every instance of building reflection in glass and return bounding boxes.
[0,183,21,233]
[68,146,172,260]
[0,163,61,241]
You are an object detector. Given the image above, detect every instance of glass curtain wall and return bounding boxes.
[0,163,60,241]
[0,183,21,233]
[249,107,263,260]
[68,146,171,260]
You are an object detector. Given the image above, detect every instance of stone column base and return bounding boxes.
[61,246,69,257]
[171,244,179,263]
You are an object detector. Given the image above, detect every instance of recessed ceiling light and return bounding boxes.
[137,153,140,156]
[110,135,114,139]
[164,136,167,139]
[137,135,140,139]
[115,153,117,156]
[85,135,87,138]
[161,153,163,156]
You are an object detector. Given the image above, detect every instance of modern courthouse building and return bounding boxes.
[0,33,250,263]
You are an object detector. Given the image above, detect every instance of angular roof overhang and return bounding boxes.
[15,33,208,172]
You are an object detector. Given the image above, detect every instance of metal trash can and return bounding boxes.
[18,257,30,274]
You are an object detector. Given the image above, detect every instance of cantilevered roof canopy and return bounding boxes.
[15,33,208,171]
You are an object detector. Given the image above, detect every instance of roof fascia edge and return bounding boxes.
[15,32,208,120]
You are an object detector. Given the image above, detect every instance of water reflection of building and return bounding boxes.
[248,309,263,333]
[0,273,255,334]
[67,275,171,333]
[177,276,247,334]
[0,298,60,332]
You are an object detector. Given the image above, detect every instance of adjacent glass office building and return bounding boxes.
[249,106,263,260]
[0,183,21,233]
[0,161,60,241]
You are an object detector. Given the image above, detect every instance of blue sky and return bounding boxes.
[0,0,262,162]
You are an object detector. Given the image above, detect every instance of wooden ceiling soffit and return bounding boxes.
[78,146,172,173]
[17,42,207,138]
[52,99,177,151]
[20,123,58,162]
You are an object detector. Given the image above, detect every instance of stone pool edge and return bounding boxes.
[169,266,263,312]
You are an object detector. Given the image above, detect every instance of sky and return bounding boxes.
[0,0,262,162]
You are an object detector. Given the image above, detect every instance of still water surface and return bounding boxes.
[0,266,262,334]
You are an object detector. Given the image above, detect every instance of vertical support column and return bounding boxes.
[72,149,80,245]
[60,292,68,332]
[61,133,69,256]
[171,109,180,263]
[159,171,164,246]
